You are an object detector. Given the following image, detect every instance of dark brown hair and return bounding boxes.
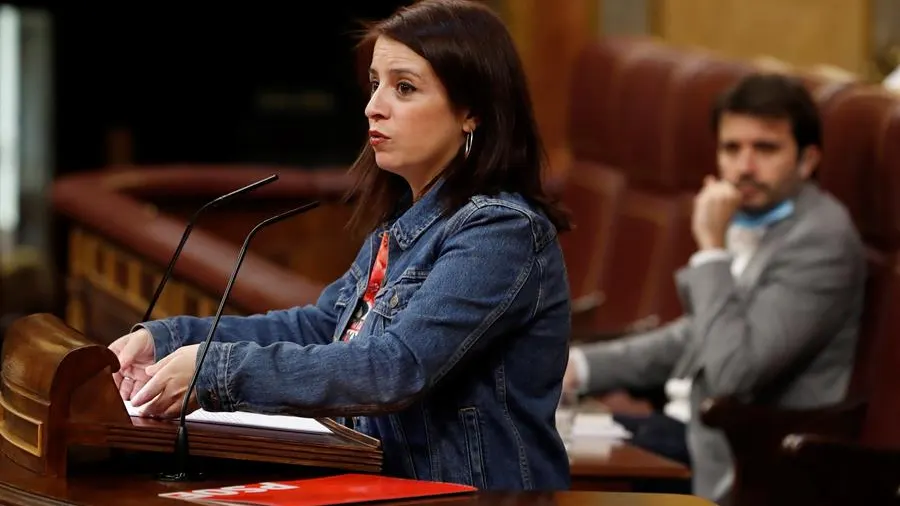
[711,73,823,153]
[345,0,571,234]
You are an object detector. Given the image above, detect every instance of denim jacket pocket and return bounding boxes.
[332,264,364,341]
[371,268,430,320]
[459,407,487,489]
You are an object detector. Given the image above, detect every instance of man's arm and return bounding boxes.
[566,242,728,397]
[678,227,864,398]
[572,316,691,395]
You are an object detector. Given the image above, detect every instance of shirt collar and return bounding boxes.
[731,198,795,229]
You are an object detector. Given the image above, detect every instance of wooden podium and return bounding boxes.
[0,314,713,505]
[0,313,382,481]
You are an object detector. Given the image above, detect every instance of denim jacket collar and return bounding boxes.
[389,178,448,250]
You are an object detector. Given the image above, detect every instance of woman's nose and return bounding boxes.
[365,87,387,120]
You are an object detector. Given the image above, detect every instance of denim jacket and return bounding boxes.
[141,182,572,490]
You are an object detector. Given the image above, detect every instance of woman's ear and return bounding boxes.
[461,109,479,134]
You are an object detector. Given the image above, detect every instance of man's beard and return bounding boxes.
[734,176,776,216]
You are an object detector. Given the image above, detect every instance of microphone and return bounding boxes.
[158,200,321,482]
[140,174,279,323]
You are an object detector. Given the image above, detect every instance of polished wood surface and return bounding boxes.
[563,403,691,486]
[0,451,713,505]
[571,438,690,480]
[1,313,127,477]
[0,314,382,479]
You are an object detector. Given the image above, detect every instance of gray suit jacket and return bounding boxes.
[579,183,866,503]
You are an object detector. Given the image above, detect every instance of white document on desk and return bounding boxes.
[572,412,632,439]
[124,400,332,435]
[557,409,632,439]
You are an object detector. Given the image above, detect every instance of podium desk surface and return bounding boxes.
[0,452,714,506]
[570,438,691,479]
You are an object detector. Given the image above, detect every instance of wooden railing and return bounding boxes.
[51,165,359,345]
[65,227,231,341]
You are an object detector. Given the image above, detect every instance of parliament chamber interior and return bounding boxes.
[0,1,899,505]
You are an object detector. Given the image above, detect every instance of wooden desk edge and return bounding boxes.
[570,442,692,480]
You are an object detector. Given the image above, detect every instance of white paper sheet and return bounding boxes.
[124,400,332,435]
[556,408,632,440]
[571,412,632,439]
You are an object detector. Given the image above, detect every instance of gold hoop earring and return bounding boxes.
[464,131,473,159]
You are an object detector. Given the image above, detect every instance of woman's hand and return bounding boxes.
[129,344,201,419]
[108,328,156,401]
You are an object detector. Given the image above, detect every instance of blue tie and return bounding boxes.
[732,199,794,229]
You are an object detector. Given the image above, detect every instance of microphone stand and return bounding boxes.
[140,174,278,323]
[157,201,321,482]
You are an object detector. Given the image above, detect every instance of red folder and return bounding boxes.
[158,473,478,505]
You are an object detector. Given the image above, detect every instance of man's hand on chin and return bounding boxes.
[692,176,742,250]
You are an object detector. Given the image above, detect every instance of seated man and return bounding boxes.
[564,73,865,502]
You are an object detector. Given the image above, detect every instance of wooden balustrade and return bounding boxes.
[51,165,359,345]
